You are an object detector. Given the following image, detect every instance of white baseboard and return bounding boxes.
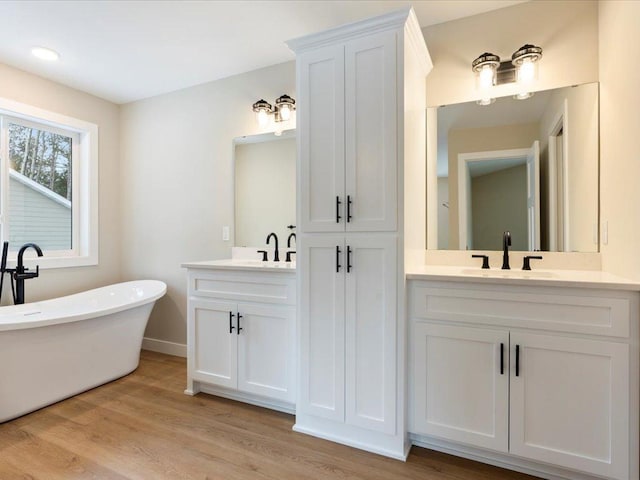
[142,337,187,357]
[410,434,604,480]
[195,383,295,415]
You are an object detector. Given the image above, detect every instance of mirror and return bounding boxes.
[233,130,296,247]
[429,82,599,252]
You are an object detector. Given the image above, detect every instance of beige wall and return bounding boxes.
[235,137,296,248]
[423,0,599,107]
[0,63,120,305]
[120,61,295,345]
[447,122,539,249]
[599,0,640,279]
[472,165,527,251]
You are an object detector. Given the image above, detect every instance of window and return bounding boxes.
[0,99,98,268]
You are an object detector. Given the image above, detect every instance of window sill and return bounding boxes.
[4,253,98,271]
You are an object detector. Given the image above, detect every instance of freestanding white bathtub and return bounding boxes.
[0,280,166,423]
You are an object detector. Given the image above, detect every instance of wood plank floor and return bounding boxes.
[0,351,539,479]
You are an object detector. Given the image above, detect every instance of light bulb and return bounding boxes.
[517,58,536,84]
[257,109,269,127]
[478,65,495,89]
[279,104,291,121]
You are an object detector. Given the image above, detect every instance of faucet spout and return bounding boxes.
[287,233,296,248]
[14,243,43,305]
[17,243,43,268]
[502,231,511,270]
[266,233,280,262]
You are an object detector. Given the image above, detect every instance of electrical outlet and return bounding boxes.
[222,226,230,242]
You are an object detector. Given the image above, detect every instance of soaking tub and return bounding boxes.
[0,280,166,422]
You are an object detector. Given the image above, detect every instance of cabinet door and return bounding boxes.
[190,299,237,389]
[411,323,509,452]
[298,235,346,420]
[345,31,397,232]
[237,304,296,403]
[510,333,629,480]
[345,235,397,433]
[298,44,345,233]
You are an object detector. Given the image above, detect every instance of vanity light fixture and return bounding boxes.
[252,94,296,127]
[472,44,543,104]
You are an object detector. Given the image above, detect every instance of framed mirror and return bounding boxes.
[233,130,296,247]
[428,82,599,253]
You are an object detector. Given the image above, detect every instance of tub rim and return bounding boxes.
[0,279,166,332]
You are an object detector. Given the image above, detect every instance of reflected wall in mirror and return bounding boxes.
[234,130,296,247]
[429,82,599,252]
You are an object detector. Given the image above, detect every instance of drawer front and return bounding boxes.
[189,270,295,305]
[410,284,631,338]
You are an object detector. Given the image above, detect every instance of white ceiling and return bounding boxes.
[0,0,527,104]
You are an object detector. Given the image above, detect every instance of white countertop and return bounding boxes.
[406,264,640,291]
[182,259,296,273]
[182,259,640,290]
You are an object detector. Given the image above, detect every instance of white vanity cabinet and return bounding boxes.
[409,279,638,480]
[411,322,510,452]
[296,30,397,234]
[184,264,296,412]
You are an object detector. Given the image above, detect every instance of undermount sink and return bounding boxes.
[460,268,556,279]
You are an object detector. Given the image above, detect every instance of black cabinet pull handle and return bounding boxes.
[237,312,243,335]
[347,246,352,273]
[347,195,352,222]
[336,196,342,223]
[515,344,520,377]
[336,245,341,273]
[500,343,504,375]
[229,311,235,334]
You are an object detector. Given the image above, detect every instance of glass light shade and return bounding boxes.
[279,104,291,121]
[516,57,538,84]
[274,94,295,123]
[252,99,272,127]
[477,64,497,89]
[256,109,269,127]
[512,44,542,85]
[472,52,500,92]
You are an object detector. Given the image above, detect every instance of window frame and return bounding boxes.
[0,97,98,269]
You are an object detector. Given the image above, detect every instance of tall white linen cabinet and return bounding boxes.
[286,7,432,459]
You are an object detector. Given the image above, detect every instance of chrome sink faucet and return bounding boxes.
[502,231,511,270]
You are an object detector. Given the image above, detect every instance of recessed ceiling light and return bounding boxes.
[31,47,60,62]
